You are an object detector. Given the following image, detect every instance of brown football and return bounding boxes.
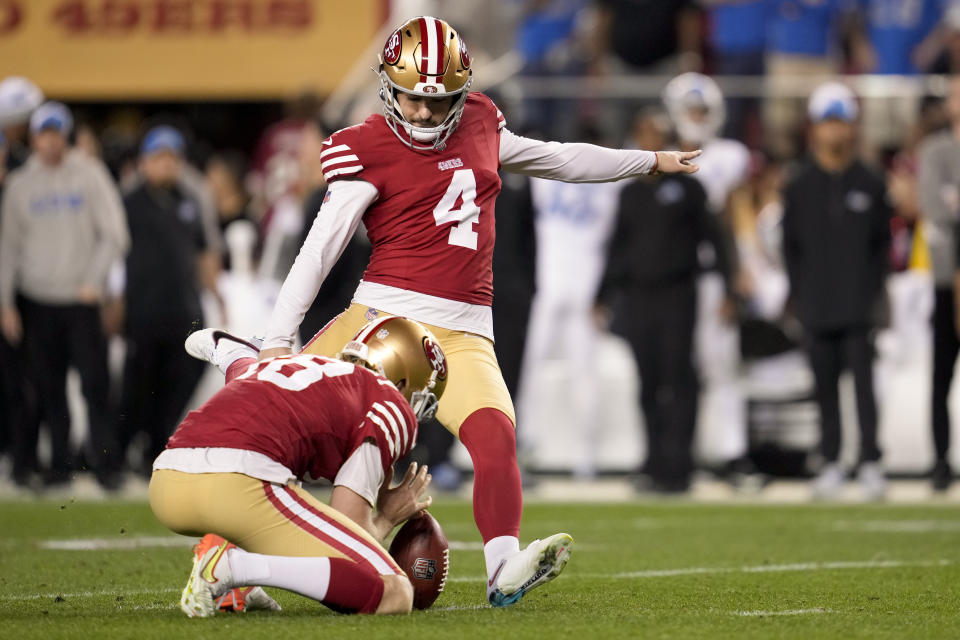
[388,512,449,609]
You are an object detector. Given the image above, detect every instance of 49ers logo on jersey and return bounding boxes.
[384,29,402,64]
[422,337,447,381]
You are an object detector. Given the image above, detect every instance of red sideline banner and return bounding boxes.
[0,0,385,99]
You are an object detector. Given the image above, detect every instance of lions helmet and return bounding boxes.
[338,316,448,422]
[378,16,473,151]
[662,72,726,146]
[0,76,44,129]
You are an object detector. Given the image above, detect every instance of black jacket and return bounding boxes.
[602,173,728,295]
[123,183,206,332]
[782,157,891,332]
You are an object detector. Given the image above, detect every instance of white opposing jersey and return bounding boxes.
[692,138,750,214]
[529,178,622,298]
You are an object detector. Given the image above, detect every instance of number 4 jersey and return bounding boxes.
[156,354,417,497]
[321,92,505,308]
[262,92,657,348]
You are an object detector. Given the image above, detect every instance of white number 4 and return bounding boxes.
[433,168,480,250]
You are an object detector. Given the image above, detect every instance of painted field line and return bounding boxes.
[830,520,960,533]
[432,604,490,611]
[0,586,181,602]
[611,558,953,579]
[735,608,832,617]
[448,558,955,583]
[37,536,197,551]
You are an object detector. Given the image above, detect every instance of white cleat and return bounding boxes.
[180,533,235,618]
[487,533,574,607]
[184,328,261,375]
[858,462,887,502]
[811,463,845,501]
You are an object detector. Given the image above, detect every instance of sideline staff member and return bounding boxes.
[601,109,731,494]
[119,126,207,475]
[0,101,129,488]
[782,82,891,501]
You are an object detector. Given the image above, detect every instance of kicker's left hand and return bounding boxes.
[654,150,701,174]
[376,462,432,527]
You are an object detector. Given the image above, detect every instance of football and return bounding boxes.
[388,512,449,609]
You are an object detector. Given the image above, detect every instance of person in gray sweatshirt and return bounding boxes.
[0,101,129,490]
[918,77,960,492]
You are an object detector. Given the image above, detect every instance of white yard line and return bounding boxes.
[830,519,960,533]
[735,608,832,617]
[37,536,198,551]
[610,558,953,579]
[448,557,955,583]
[0,586,181,602]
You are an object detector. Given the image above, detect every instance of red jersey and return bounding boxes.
[320,93,506,306]
[165,354,417,483]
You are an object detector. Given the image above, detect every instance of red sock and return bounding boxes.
[458,408,522,542]
[324,558,385,614]
[225,357,256,383]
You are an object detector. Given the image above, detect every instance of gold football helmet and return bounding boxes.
[338,316,448,422]
[378,15,473,151]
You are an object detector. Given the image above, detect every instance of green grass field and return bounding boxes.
[2,496,959,639]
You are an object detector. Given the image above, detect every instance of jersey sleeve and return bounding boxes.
[473,92,506,131]
[320,123,382,186]
[333,441,385,507]
[260,179,377,349]
[499,130,657,182]
[363,393,417,463]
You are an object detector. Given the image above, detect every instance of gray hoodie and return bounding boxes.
[918,130,960,287]
[0,150,129,307]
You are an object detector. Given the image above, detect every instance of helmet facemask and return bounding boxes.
[379,73,471,151]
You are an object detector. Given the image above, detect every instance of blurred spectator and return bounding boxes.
[205,151,255,269]
[118,126,208,476]
[0,102,129,489]
[764,0,859,159]
[0,77,42,482]
[853,0,945,157]
[0,77,44,174]
[781,83,891,500]
[601,109,728,493]
[517,126,621,480]
[590,0,702,137]
[248,92,319,282]
[917,76,960,491]
[702,0,768,145]
[663,72,756,484]
[591,0,702,74]
[929,4,960,72]
[75,122,102,160]
[514,0,589,138]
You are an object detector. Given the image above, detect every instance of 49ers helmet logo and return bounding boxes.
[458,35,471,68]
[422,337,447,381]
[383,29,402,64]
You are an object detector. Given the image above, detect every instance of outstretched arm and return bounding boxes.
[259,180,377,356]
[499,129,699,183]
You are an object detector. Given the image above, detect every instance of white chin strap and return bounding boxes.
[407,124,442,143]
